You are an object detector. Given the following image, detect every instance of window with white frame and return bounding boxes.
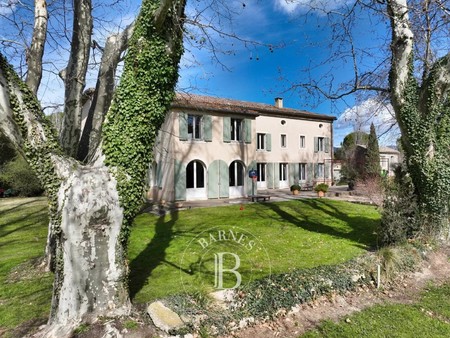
[281,134,287,148]
[279,163,288,181]
[317,163,324,178]
[299,163,307,181]
[257,133,266,150]
[229,161,244,186]
[231,118,243,141]
[317,137,325,152]
[299,135,306,148]
[257,163,266,182]
[186,160,205,188]
[187,115,202,139]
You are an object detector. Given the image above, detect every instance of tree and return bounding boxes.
[0,0,186,336]
[365,122,381,178]
[339,131,369,181]
[289,0,450,239]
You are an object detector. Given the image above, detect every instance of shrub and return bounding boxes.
[0,156,44,197]
[290,184,301,191]
[378,166,419,246]
[314,183,329,193]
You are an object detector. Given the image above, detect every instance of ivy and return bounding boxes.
[101,0,185,250]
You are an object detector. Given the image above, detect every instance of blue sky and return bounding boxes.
[0,0,399,146]
[177,0,399,146]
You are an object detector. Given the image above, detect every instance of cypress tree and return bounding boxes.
[365,123,381,178]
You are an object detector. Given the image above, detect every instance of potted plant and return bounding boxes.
[314,183,329,198]
[290,184,301,195]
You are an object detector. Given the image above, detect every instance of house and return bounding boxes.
[379,146,401,176]
[148,93,336,202]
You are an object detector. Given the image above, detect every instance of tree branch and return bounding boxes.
[60,0,93,158]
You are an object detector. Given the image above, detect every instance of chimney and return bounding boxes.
[275,97,283,108]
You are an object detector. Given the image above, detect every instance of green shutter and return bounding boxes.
[274,163,280,189]
[223,117,231,143]
[179,112,188,141]
[203,115,212,142]
[325,161,331,179]
[244,119,252,144]
[314,137,319,153]
[314,163,318,178]
[208,160,229,198]
[267,163,274,189]
[307,163,313,184]
[156,160,163,188]
[266,133,272,151]
[289,163,296,185]
[174,160,186,200]
[325,137,330,153]
[247,161,257,195]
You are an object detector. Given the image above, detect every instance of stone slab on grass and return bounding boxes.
[147,301,185,333]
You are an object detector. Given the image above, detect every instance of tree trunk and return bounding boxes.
[388,0,450,238]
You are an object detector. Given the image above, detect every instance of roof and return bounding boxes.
[172,93,336,122]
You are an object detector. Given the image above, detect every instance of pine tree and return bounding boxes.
[365,123,381,178]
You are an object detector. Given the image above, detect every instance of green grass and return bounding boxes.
[0,197,52,332]
[128,199,379,302]
[0,197,379,333]
[302,283,450,337]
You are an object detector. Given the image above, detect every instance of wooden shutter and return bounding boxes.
[244,119,252,144]
[266,133,272,151]
[174,160,186,200]
[314,137,319,153]
[179,112,188,141]
[223,117,231,143]
[324,137,330,153]
[203,115,212,142]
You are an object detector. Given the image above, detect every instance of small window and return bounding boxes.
[188,115,202,140]
[279,163,288,181]
[257,163,266,182]
[299,163,307,181]
[257,133,266,150]
[317,137,324,152]
[317,163,324,178]
[281,134,287,148]
[299,135,306,148]
[231,118,243,141]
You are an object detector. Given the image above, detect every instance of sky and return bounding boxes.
[0,0,400,146]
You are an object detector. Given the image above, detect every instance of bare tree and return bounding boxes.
[0,0,186,336]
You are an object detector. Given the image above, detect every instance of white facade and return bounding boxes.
[149,94,335,202]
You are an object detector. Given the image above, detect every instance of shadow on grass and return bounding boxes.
[263,199,378,250]
[129,210,182,300]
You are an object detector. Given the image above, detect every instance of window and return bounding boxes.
[187,115,202,139]
[186,160,205,188]
[229,161,244,186]
[257,133,266,150]
[281,134,287,148]
[257,163,266,182]
[317,163,324,178]
[317,137,324,152]
[279,163,288,181]
[299,163,307,181]
[231,118,243,141]
[299,135,306,148]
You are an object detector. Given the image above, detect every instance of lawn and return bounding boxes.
[0,197,379,333]
[302,283,450,337]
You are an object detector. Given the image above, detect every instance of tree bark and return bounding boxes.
[26,0,48,94]
[60,0,93,158]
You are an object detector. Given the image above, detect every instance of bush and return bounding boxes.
[378,166,419,245]
[0,156,44,197]
[290,184,301,191]
[314,183,329,193]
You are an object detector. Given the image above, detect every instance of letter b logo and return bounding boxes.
[214,252,242,289]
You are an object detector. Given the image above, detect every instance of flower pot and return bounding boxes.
[317,191,325,198]
[292,190,299,195]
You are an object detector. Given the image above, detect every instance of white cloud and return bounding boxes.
[336,98,400,145]
[274,0,353,15]
[0,0,17,15]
